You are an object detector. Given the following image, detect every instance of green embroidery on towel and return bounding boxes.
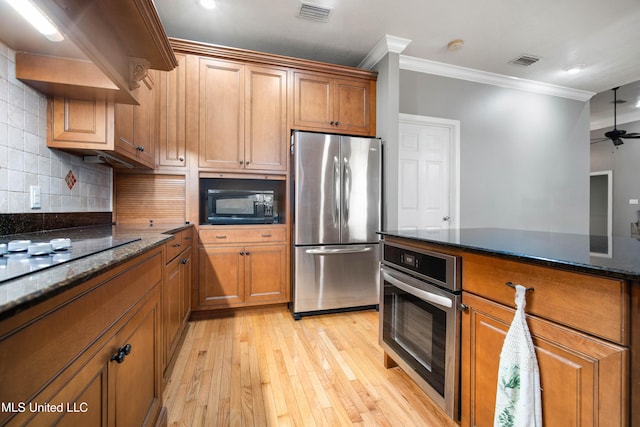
[496,364,521,427]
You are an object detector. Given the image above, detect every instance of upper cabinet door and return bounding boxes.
[114,70,157,169]
[244,65,288,172]
[198,58,245,169]
[157,54,187,168]
[333,78,373,135]
[49,97,114,148]
[293,72,333,129]
[293,71,376,137]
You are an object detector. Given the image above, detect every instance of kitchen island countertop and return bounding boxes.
[379,228,640,281]
[0,223,192,320]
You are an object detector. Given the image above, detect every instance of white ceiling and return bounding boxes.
[1,0,639,129]
[152,0,640,129]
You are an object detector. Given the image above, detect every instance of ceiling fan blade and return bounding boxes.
[590,137,611,143]
[622,134,640,138]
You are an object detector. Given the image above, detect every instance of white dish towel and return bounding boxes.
[494,284,542,427]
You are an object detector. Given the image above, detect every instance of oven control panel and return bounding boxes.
[382,241,461,292]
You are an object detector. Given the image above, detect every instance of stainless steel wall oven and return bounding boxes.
[379,240,462,420]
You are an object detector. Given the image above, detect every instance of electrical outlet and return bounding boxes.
[30,185,41,209]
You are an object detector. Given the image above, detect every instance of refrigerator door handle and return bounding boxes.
[305,246,373,255]
[333,156,340,228]
[343,157,351,226]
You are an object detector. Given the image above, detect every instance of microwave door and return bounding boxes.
[293,132,341,245]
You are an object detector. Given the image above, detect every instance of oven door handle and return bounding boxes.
[382,268,453,309]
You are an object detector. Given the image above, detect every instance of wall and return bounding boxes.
[398,70,591,233]
[0,41,112,214]
[373,52,400,230]
[590,120,640,236]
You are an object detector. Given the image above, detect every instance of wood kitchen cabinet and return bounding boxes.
[293,71,376,136]
[113,70,158,169]
[157,53,188,168]
[460,252,629,427]
[163,227,192,378]
[197,227,288,309]
[47,71,158,169]
[197,57,287,172]
[0,248,164,426]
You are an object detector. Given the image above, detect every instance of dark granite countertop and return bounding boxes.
[379,228,640,281]
[0,223,192,320]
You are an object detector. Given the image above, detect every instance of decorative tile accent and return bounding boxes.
[65,170,77,190]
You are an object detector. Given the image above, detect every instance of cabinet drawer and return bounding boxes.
[463,252,628,344]
[166,228,192,262]
[199,227,286,245]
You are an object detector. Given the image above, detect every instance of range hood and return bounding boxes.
[1,0,177,104]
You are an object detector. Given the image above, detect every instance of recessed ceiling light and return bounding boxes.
[5,0,64,42]
[199,0,216,10]
[564,64,585,74]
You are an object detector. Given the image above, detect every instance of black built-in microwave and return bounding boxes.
[207,189,275,224]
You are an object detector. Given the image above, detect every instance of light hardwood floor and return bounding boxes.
[163,307,456,427]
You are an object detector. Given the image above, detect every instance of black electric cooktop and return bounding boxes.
[0,235,140,285]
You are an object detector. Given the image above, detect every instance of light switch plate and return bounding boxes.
[30,185,41,209]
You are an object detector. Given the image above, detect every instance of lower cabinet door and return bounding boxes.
[461,292,628,427]
[199,245,244,307]
[110,290,162,427]
[244,244,287,304]
[164,255,182,368]
[15,338,113,427]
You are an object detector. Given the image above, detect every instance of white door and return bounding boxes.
[398,114,460,230]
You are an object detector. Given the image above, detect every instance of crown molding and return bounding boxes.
[358,35,412,70]
[399,55,596,102]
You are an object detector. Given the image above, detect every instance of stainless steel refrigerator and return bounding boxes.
[291,130,382,319]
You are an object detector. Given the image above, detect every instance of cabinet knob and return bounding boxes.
[245,161,250,165]
[136,145,145,152]
[245,251,250,256]
[178,156,184,162]
[110,343,132,364]
[239,160,244,165]
[330,121,335,125]
[334,121,339,126]
[239,251,244,255]
[181,258,189,265]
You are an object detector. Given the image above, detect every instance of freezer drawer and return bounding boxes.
[292,244,380,317]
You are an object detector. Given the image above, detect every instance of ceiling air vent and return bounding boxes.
[509,54,541,67]
[298,2,333,22]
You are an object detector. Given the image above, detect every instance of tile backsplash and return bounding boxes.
[0,41,112,214]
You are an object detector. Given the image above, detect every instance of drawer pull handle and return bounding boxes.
[216,235,227,239]
[505,281,534,292]
[262,234,272,238]
[110,343,132,364]
[172,243,181,247]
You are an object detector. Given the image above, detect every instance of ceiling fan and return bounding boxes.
[591,87,640,147]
